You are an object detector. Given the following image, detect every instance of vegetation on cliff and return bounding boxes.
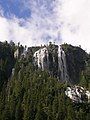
[0,41,90,120]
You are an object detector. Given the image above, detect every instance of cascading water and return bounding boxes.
[34,44,69,82]
[58,45,69,82]
[34,47,49,71]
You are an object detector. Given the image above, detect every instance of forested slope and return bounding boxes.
[0,41,90,120]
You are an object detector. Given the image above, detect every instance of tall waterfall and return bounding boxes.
[34,47,49,71]
[34,45,69,82]
[58,45,69,81]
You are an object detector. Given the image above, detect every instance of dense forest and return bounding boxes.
[0,41,90,120]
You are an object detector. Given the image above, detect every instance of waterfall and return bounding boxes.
[34,47,49,71]
[34,45,69,82]
[58,45,69,82]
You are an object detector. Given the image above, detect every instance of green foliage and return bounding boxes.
[0,42,90,120]
[79,54,90,89]
[0,57,89,120]
[0,41,15,90]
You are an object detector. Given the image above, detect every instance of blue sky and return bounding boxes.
[0,0,31,19]
[0,0,90,52]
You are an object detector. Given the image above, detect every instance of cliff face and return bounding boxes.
[33,43,87,84]
[62,44,87,84]
[0,41,87,86]
[33,44,69,82]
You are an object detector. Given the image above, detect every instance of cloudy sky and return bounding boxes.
[0,0,90,52]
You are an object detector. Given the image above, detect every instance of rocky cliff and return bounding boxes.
[33,43,87,84]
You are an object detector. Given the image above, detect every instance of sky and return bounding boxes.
[0,0,90,52]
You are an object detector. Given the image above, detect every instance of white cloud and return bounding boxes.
[0,17,10,41]
[0,0,90,52]
[60,0,90,52]
[0,0,62,46]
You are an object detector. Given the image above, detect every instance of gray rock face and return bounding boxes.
[58,45,69,82]
[61,44,87,84]
[65,86,90,103]
[33,45,69,82]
